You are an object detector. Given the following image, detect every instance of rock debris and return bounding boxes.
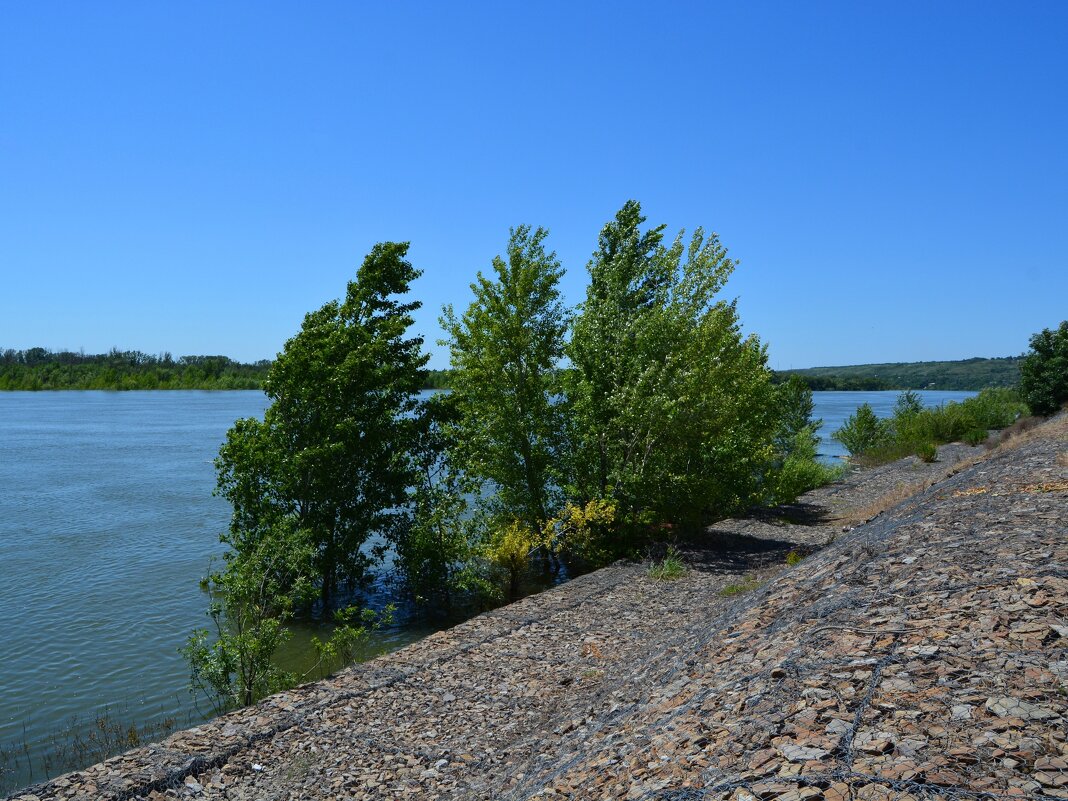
[9,419,1067,801]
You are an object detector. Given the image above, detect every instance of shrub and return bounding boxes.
[844,389,1025,465]
[543,498,619,568]
[914,441,938,463]
[832,403,892,456]
[769,426,843,503]
[487,520,538,601]
[1020,321,1068,415]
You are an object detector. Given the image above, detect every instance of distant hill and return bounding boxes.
[775,356,1022,391]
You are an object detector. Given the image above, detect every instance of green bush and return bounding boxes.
[832,403,892,456]
[1020,321,1068,416]
[839,389,1025,464]
[769,426,843,503]
[914,441,937,463]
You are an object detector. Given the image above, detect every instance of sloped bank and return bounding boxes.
[9,420,1066,801]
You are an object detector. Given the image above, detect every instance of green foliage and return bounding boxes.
[914,441,938,463]
[309,605,392,680]
[775,356,1023,391]
[1019,320,1068,415]
[839,389,1026,463]
[718,575,762,597]
[766,377,841,503]
[422,369,453,389]
[963,428,988,446]
[391,394,494,611]
[894,389,924,418]
[183,520,316,713]
[785,550,804,567]
[0,348,270,390]
[542,498,619,568]
[774,375,821,455]
[769,426,844,503]
[567,200,778,536]
[889,388,1025,449]
[215,242,428,607]
[441,225,570,538]
[647,546,686,581]
[832,403,892,456]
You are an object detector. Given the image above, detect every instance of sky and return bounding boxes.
[1,2,1066,370]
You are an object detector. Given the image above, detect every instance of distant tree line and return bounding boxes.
[0,348,271,390]
[772,373,893,391]
[0,348,453,391]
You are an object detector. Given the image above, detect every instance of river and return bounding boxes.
[0,388,974,791]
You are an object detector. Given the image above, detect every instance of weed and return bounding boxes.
[785,550,804,567]
[647,546,686,581]
[718,575,761,597]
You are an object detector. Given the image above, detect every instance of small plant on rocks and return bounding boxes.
[915,441,938,463]
[719,575,762,597]
[647,546,686,581]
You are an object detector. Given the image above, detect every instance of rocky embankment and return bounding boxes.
[11,419,1068,801]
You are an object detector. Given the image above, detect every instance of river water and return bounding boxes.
[0,388,974,791]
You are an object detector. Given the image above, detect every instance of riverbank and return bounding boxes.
[8,416,1066,800]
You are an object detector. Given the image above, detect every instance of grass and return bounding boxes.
[718,575,762,597]
[647,546,686,581]
[986,415,1046,450]
[785,550,804,567]
[836,477,944,528]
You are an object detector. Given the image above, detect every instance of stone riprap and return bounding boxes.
[9,420,1067,801]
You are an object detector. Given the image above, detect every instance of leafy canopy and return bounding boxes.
[215,241,428,606]
[567,200,779,529]
[1020,320,1068,415]
[441,225,570,536]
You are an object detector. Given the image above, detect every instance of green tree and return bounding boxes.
[774,374,821,455]
[567,200,779,536]
[215,242,428,607]
[832,403,892,456]
[441,225,570,537]
[1020,320,1068,415]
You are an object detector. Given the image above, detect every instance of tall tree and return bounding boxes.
[441,225,569,536]
[215,241,428,607]
[567,201,779,531]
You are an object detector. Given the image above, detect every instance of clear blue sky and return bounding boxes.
[2,2,1065,370]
